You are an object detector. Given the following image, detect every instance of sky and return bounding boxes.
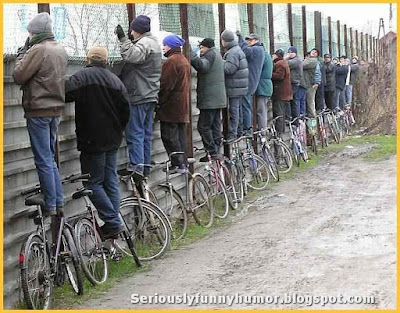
[302,3,397,37]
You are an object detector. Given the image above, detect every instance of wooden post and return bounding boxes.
[344,24,348,57]
[328,16,332,54]
[38,3,50,13]
[369,34,373,61]
[314,11,322,54]
[126,4,136,24]
[350,28,354,58]
[355,30,359,58]
[302,6,307,57]
[268,4,274,54]
[287,4,293,45]
[365,34,369,61]
[179,4,194,173]
[218,4,230,158]
[337,20,341,56]
[360,32,364,61]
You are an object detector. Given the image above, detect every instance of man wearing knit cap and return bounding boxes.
[156,34,191,172]
[13,12,68,217]
[302,50,321,117]
[236,31,265,136]
[190,38,227,162]
[285,46,303,126]
[221,29,249,142]
[65,46,130,239]
[311,48,326,113]
[115,15,162,176]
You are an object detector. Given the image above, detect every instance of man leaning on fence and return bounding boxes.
[156,34,191,173]
[115,15,162,176]
[190,38,227,162]
[13,12,68,217]
[65,46,130,239]
[220,29,249,143]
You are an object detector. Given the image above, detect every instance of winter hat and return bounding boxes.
[87,46,108,62]
[221,30,235,42]
[130,15,151,34]
[27,12,53,34]
[352,55,359,61]
[288,46,297,53]
[311,47,320,56]
[200,38,215,48]
[245,33,260,41]
[324,53,332,58]
[274,48,284,58]
[163,34,185,49]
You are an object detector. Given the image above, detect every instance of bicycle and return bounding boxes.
[325,109,342,143]
[267,116,293,174]
[342,104,356,136]
[117,168,171,261]
[288,117,309,166]
[153,152,214,240]
[305,116,318,155]
[254,129,279,182]
[316,109,329,149]
[195,147,232,219]
[19,180,84,309]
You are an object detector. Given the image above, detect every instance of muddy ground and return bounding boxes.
[78,145,396,309]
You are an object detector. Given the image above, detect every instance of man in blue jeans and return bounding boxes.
[115,15,162,176]
[13,12,68,216]
[65,46,130,239]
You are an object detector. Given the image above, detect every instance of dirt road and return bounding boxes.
[79,145,396,309]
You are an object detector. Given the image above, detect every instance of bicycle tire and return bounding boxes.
[62,227,84,295]
[327,115,340,144]
[117,200,171,261]
[20,234,52,310]
[291,140,300,167]
[74,217,108,286]
[147,187,159,206]
[312,135,318,155]
[158,186,188,240]
[207,171,229,219]
[221,163,239,210]
[231,161,245,203]
[243,153,270,190]
[300,140,309,162]
[272,140,293,174]
[189,173,214,227]
[261,145,279,182]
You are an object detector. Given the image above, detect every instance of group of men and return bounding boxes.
[13,12,360,239]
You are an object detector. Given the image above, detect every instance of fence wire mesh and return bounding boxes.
[292,5,303,59]
[253,4,269,50]
[273,4,290,52]
[331,20,338,57]
[306,10,315,51]
[321,15,329,55]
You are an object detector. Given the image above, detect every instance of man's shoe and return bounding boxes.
[199,155,209,162]
[42,208,57,217]
[100,224,124,240]
[211,154,223,161]
[244,130,253,137]
[225,136,236,144]
[176,165,187,174]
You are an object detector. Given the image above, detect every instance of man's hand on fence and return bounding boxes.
[235,30,242,38]
[189,44,197,59]
[115,25,125,40]
[16,37,30,58]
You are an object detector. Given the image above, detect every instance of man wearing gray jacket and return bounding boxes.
[286,46,303,125]
[115,15,162,176]
[221,30,249,142]
[302,53,321,117]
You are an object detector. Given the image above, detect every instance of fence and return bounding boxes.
[3,3,381,308]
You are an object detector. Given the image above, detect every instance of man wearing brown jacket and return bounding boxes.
[157,34,191,173]
[271,49,292,134]
[13,12,68,216]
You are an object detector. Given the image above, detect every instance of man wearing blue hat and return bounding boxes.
[157,34,191,173]
[115,16,162,176]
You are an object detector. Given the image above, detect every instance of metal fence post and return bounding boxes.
[355,30,359,57]
[360,32,364,60]
[179,4,194,173]
[287,4,293,45]
[314,11,322,54]
[337,20,341,56]
[302,6,307,56]
[127,4,136,26]
[38,3,50,13]
[268,4,274,55]
[344,24,348,57]
[350,27,354,57]
[328,16,332,54]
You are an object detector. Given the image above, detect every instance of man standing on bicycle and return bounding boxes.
[302,50,321,117]
[286,46,303,126]
[65,46,130,239]
[220,29,249,142]
[323,53,336,111]
[115,16,162,177]
[13,12,68,217]
[157,34,191,172]
[190,38,226,161]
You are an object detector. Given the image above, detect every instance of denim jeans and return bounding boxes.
[228,97,242,138]
[335,88,346,110]
[80,151,123,228]
[241,94,253,133]
[126,102,155,175]
[27,117,64,212]
[197,109,221,156]
[288,85,300,126]
[345,84,353,105]
[297,87,307,115]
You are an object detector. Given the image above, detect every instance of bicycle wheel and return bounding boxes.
[272,140,293,174]
[158,186,188,240]
[207,171,229,219]
[20,234,52,310]
[61,227,84,295]
[291,140,300,167]
[221,163,238,210]
[117,200,171,261]
[327,115,340,144]
[75,218,108,285]
[300,140,309,162]
[243,153,270,190]
[146,187,159,205]
[311,135,318,155]
[189,173,214,227]
[261,145,279,182]
[231,161,245,203]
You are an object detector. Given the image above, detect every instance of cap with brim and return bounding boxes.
[245,33,260,41]
[324,53,332,58]
[87,46,108,62]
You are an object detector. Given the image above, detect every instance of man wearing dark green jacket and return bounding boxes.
[255,49,273,131]
[191,38,227,161]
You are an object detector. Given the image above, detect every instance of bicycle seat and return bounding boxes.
[187,158,196,164]
[117,168,133,176]
[72,189,93,200]
[25,194,45,207]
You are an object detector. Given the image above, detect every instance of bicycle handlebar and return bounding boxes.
[62,173,91,184]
